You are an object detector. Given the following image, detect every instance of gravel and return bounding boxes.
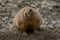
[0,0,60,40]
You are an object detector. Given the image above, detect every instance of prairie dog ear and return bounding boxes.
[36,8,40,12]
[36,8,40,13]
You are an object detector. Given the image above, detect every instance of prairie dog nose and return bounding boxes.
[25,13,32,17]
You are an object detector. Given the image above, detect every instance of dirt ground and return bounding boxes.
[0,0,60,40]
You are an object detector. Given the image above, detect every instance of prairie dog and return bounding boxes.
[13,7,42,34]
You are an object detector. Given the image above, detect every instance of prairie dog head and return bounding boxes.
[22,7,36,19]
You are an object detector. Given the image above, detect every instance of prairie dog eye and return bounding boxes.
[29,9,32,12]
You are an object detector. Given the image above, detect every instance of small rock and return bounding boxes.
[2,16,8,22]
[56,20,60,23]
[40,24,47,29]
[48,6,53,11]
[55,23,60,27]
[51,21,57,24]
[47,24,55,29]
[52,13,56,16]
[31,4,36,8]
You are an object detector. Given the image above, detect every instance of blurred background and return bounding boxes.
[0,0,60,40]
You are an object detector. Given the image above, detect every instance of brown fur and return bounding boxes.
[13,7,42,34]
